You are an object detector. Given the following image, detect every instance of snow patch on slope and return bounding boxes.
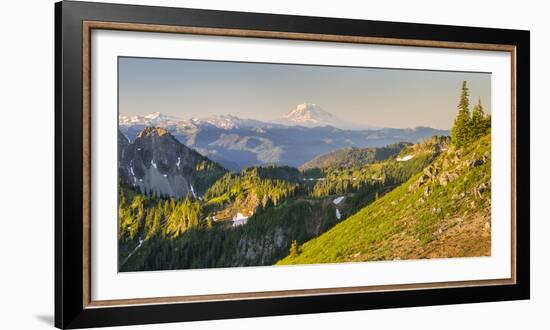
[333,196,345,205]
[396,155,414,162]
[232,213,249,227]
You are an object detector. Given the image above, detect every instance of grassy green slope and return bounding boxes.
[277,134,491,265]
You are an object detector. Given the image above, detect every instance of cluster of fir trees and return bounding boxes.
[204,167,299,209]
[118,186,204,242]
[451,81,491,148]
[308,151,437,198]
[309,170,383,198]
[121,194,342,271]
[118,186,297,245]
[300,143,409,171]
[119,166,300,246]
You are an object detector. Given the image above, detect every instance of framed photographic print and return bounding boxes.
[55,1,530,328]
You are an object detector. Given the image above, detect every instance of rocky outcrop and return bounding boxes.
[118,127,226,198]
[409,143,490,195]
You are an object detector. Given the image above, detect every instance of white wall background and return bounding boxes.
[0,0,546,329]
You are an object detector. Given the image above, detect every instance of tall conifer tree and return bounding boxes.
[471,97,488,140]
[451,81,472,147]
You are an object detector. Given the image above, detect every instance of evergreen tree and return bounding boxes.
[451,81,472,147]
[472,99,491,139]
[289,240,300,257]
[471,97,488,140]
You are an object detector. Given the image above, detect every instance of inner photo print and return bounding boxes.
[117,57,492,272]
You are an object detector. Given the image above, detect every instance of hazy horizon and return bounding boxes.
[119,57,491,130]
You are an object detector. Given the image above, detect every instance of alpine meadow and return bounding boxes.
[117,57,491,271]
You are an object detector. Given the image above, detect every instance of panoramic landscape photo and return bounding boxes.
[117,57,492,272]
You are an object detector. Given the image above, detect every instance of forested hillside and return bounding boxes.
[308,137,448,197]
[299,142,410,171]
[118,138,441,271]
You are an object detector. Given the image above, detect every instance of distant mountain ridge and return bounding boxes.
[119,111,449,171]
[119,112,266,131]
[299,142,411,170]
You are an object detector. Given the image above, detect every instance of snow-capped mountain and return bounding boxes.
[190,114,266,130]
[119,112,265,130]
[118,110,449,171]
[275,103,375,129]
[119,111,182,126]
[282,103,339,127]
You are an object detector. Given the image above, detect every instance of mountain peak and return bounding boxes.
[137,126,169,138]
[144,111,163,119]
[195,114,266,130]
[284,103,336,126]
[119,112,182,127]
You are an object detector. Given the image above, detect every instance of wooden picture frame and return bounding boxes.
[55,1,530,328]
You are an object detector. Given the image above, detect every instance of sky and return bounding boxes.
[119,57,491,130]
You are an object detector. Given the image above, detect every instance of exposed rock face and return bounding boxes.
[118,127,226,198]
[118,129,130,161]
